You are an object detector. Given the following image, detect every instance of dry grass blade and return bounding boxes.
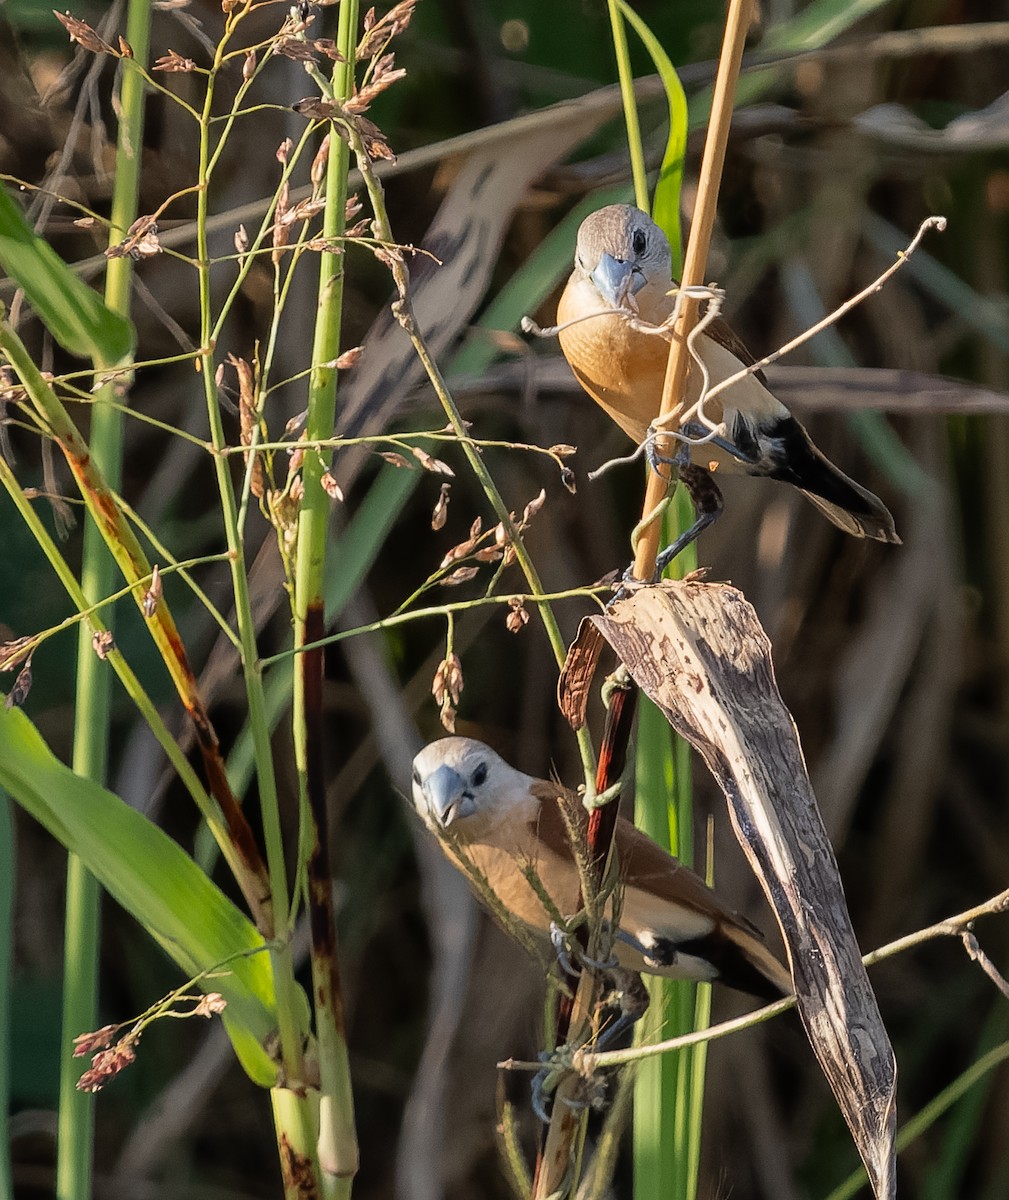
[592,581,897,1200]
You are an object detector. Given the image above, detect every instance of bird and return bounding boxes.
[411,736,791,1001]
[556,203,899,548]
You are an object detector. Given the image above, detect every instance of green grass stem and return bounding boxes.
[58,6,150,1197]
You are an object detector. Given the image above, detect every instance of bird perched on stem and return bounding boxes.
[411,736,791,1001]
[555,204,899,553]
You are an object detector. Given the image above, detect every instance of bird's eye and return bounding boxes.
[472,762,488,787]
[412,765,422,788]
[631,228,647,256]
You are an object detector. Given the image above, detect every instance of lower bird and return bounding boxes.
[556,203,899,550]
[411,736,791,1001]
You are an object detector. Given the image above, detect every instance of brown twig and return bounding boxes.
[631,0,753,581]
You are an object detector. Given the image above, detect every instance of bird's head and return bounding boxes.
[411,737,536,837]
[574,204,672,308]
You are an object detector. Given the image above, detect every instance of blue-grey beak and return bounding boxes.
[424,764,470,827]
[590,252,645,306]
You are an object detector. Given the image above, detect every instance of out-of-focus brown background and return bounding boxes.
[5,1,1009,1197]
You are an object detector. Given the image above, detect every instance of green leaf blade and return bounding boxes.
[0,705,282,1086]
[0,187,134,363]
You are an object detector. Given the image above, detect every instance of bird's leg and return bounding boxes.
[644,430,683,477]
[679,420,758,467]
[595,968,650,1051]
[549,920,618,976]
[549,921,582,978]
[653,464,724,578]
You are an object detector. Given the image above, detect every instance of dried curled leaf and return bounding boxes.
[378,451,412,469]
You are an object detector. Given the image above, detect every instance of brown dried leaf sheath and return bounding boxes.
[592,581,897,1200]
[557,618,606,729]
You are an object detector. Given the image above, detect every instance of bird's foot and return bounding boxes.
[644,430,692,480]
[549,920,618,976]
[530,1045,582,1124]
[531,1044,607,1124]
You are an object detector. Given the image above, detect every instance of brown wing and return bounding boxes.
[615,817,733,920]
[529,783,754,936]
[523,781,791,996]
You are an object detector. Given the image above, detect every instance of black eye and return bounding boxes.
[472,762,488,787]
[631,228,647,256]
[412,765,422,787]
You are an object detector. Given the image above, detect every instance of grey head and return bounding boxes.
[574,204,673,307]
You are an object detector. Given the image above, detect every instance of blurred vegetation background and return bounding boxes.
[3,0,1009,1198]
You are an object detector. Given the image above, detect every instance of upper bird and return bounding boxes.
[556,204,899,544]
[411,736,791,1001]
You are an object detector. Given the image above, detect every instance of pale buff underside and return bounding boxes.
[557,271,785,467]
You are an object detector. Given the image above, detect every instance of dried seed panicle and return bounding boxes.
[506,598,530,634]
[142,564,162,619]
[431,482,450,530]
[357,1,416,59]
[54,12,118,56]
[5,657,32,709]
[432,652,463,731]
[91,630,116,660]
[153,50,196,73]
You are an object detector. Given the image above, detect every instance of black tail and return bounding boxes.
[759,416,900,544]
[679,926,792,1002]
